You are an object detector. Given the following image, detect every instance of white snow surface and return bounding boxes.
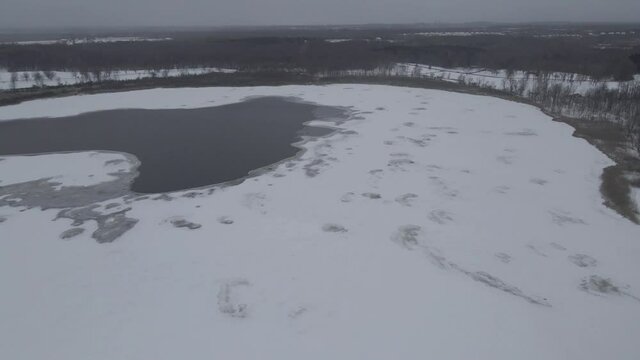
[1,84,640,360]
[1,36,172,45]
[0,151,134,189]
[324,39,352,43]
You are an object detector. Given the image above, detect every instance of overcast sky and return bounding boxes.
[2,0,640,28]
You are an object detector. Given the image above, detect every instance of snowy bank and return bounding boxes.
[0,67,237,90]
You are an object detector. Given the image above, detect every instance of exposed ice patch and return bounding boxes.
[391,225,423,250]
[428,209,454,225]
[550,210,587,226]
[549,242,567,251]
[361,192,382,199]
[288,306,308,319]
[303,158,328,177]
[579,275,640,302]
[217,216,234,225]
[506,129,538,136]
[456,269,551,306]
[387,158,415,171]
[217,279,251,318]
[395,193,418,207]
[530,178,549,185]
[526,244,548,257]
[321,223,348,233]
[391,225,550,306]
[397,135,432,147]
[495,253,512,263]
[340,192,356,203]
[57,206,138,243]
[496,155,514,165]
[568,254,598,268]
[168,217,202,230]
[59,227,85,240]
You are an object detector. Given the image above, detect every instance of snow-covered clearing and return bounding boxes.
[1,84,639,359]
[393,63,640,94]
[324,39,352,43]
[406,31,506,37]
[0,36,172,46]
[0,67,237,90]
[323,64,639,96]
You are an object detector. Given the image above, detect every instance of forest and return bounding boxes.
[1,25,639,80]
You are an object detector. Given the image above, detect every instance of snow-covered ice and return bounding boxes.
[0,151,135,189]
[1,84,639,360]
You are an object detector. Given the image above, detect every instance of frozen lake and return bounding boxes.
[1,85,639,360]
[0,97,345,193]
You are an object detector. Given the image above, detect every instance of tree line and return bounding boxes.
[1,35,638,80]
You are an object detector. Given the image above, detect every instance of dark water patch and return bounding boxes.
[0,97,347,193]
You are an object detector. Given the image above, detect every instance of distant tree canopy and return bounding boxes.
[376,37,638,80]
[0,38,387,73]
[0,32,638,80]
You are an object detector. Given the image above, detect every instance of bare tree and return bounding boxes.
[79,69,91,83]
[32,72,45,87]
[503,71,521,94]
[43,70,56,81]
[516,75,529,96]
[91,69,103,82]
[625,108,640,154]
[9,72,18,90]
[411,65,422,78]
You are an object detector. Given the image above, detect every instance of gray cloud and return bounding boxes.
[1,0,639,28]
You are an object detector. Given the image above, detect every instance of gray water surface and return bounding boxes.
[0,97,348,193]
